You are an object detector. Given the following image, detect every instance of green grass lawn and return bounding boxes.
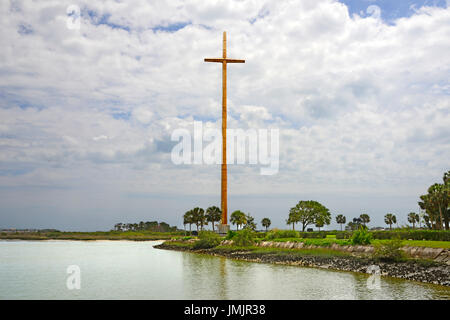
[258,237,450,249]
[374,239,450,249]
[262,237,351,246]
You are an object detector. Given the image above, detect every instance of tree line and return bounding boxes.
[181,203,436,233]
[113,221,178,232]
[182,206,272,232]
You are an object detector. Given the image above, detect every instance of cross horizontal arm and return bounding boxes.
[204,58,245,63]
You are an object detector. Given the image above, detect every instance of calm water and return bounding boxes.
[0,240,449,300]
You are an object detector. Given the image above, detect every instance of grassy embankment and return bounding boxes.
[163,240,353,258]
[0,230,185,241]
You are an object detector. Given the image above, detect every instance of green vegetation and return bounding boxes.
[373,238,406,262]
[206,206,222,232]
[232,229,256,246]
[261,218,271,231]
[215,245,351,258]
[113,221,178,232]
[335,214,346,231]
[393,240,450,249]
[225,230,237,240]
[244,214,257,231]
[359,214,370,227]
[408,212,420,229]
[230,210,247,230]
[183,207,208,231]
[265,229,299,240]
[192,231,221,249]
[267,237,351,247]
[351,227,372,245]
[384,213,397,230]
[418,170,449,230]
[287,200,331,231]
[371,229,450,241]
[260,236,450,249]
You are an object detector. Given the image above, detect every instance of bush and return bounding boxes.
[372,238,405,262]
[371,230,450,241]
[233,229,256,246]
[225,230,237,240]
[298,232,327,239]
[265,230,299,240]
[193,231,221,249]
[336,232,352,239]
[255,231,267,239]
[351,227,372,245]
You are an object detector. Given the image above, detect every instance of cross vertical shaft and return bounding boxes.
[204,31,245,229]
[221,32,227,224]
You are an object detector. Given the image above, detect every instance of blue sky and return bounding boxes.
[340,0,448,21]
[0,0,449,231]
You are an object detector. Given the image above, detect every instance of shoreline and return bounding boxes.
[0,237,170,242]
[154,242,450,287]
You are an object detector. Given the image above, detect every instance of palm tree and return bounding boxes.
[407,212,419,229]
[359,214,370,227]
[230,210,246,231]
[244,214,256,230]
[335,214,346,231]
[384,213,397,230]
[261,218,271,231]
[428,183,447,230]
[206,206,222,232]
[191,207,206,231]
[183,210,194,231]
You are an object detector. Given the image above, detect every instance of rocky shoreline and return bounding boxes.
[154,243,450,287]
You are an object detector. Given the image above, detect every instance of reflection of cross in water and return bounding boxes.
[204,31,245,227]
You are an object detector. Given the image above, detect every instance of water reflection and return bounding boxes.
[179,251,449,300]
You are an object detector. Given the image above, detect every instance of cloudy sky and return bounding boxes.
[0,0,449,231]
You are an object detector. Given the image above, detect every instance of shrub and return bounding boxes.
[298,232,327,239]
[351,227,372,245]
[225,230,237,240]
[265,230,299,240]
[255,231,267,239]
[193,231,221,249]
[336,232,352,239]
[372,238,405,262]
[233,229,256,246]
[371,230,450,241]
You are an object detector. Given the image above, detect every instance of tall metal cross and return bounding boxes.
[204,31,245,227]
